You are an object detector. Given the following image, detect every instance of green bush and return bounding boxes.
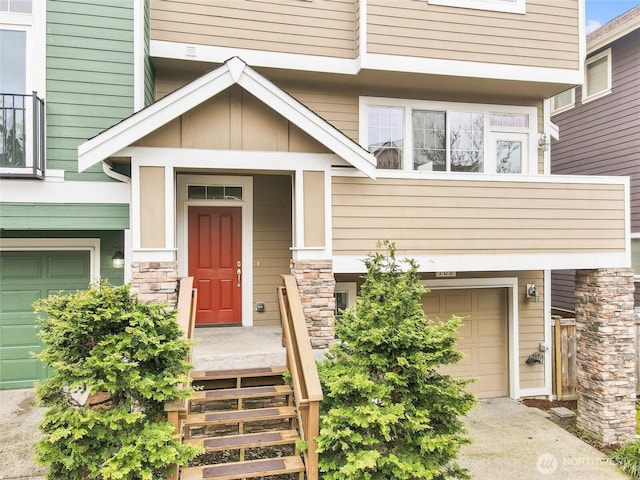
[316,243,476,480]
[613,439,640,479]
[34,282,201,480]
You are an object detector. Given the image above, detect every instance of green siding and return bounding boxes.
[46,0,134,181]
[0,204,129,230]
[144,0,155,106]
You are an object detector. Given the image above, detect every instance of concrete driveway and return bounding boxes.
[460,397,630,479]
[1,390,631,480]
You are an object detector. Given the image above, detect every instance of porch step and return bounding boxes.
[190,384,293,404]
[189,366,287,383]
[183,406,296,431]
[183,429,299,451]
[181,455,304,480]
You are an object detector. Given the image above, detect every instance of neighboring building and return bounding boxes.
[0,1,133,388]
[550,5,640,312]
[0,1,635,441]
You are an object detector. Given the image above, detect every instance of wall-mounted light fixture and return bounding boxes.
[538,133,550,152]
[111,250,125,269]
[526,283,539,302]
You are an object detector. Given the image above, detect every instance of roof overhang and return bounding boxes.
[587,14,640,54]
[78,57,377,178]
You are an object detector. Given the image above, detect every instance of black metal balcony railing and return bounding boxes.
[0,92,45,179]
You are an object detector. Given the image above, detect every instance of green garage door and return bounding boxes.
[0,250,90,389]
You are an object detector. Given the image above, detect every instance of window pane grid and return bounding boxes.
[368,106,403,170]
[449,111,484,172]
[413,110,446,171]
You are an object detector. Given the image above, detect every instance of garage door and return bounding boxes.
[0,251,90,389]
[422,288,508,398]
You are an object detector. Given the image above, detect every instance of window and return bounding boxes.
[362,98,536,175]
[551,89,575,114]
[584,49,611,102]
[428,0,525,14]
[187,185,243,200]
[0,0,32,13]
[632,238,640,281]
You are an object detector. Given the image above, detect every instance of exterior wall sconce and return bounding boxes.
[111,250,125,269]
[538,133,549,151]
[526,283,539,302]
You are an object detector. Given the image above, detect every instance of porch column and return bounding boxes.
[130,261,179,306]
[575,268,636,445]
[291,260,336,349]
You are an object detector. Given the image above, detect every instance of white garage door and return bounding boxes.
[422,288,508,398]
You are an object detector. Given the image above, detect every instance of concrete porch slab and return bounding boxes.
[192,325,328,371]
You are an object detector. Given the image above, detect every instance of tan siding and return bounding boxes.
[135,85,330,153]
[367,0,579,70]
[332,178,626,256]
[139,166,165,248]
[150,0,357,59]
[518,271,545,390]
[253,175,293,326]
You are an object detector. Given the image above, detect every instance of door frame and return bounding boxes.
[177,174,254,327]
[421,277,518,399]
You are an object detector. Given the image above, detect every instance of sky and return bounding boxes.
[585,0,640,33]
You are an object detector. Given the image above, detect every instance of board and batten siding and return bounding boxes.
[253,175,293,326]
[366,0,580,70]
[135,85,330,153]
[552,30,640,233]
[47,0,134,181]
[332,177,626,256]
[150,0,357,59]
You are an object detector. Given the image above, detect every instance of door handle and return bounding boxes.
[237,268,242,287]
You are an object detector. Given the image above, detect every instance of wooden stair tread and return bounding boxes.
[189,366,287,382]
[191,385,292,402]
[183,430,299,450]
[183,407,296,427]
[181,456,304,480]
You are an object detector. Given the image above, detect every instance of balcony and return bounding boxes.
[0,92,45,179]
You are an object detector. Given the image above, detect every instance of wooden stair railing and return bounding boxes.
[277,275,323,480]
[164,275,323,480]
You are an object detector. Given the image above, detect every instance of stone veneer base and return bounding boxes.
[129,261,179,306]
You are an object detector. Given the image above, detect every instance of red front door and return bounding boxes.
[188,206,242,325]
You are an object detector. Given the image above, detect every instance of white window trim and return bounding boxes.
[582,48,612,104]
[428,0,526,14]
[0,238,101,284]
[360,96,537,176]
[631,235,640,282]
[551,88,575,115]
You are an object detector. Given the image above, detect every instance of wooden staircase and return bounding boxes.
[179,366,305,480]
[168,276,322,480]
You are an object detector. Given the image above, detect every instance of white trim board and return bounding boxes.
[0,238,101,284]
[78,57,376,179]
[150,40,583,87]
[0,179,130,204]
[333,252,630,274]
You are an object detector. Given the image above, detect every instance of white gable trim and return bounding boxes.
[78,57,376,178]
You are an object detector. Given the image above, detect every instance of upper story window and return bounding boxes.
[428,0,525,14]
[361,97,537,176]
[0,0,32,13]
[584,49,611,103]
[551,88,575,115]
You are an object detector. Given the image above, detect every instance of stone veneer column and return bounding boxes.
[129,261,179,306]
[290,260,336,349]
[575,268,636,445]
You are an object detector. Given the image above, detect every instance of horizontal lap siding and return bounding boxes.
[150,0,356,59]
[552,31,640,232]
[253,175,292,326]
[47,1,134,181]
[367,0,579,69]
[332,178,626,255]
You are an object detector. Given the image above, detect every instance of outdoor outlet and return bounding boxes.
[256,302,265,312]
[539,342,548,352]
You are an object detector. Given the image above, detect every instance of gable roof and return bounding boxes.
[78,57,377,178]
[587,4,640,54]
